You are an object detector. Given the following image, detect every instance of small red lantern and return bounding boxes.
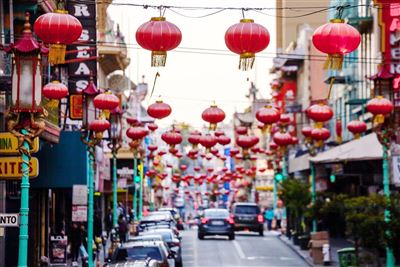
[269,141,278,150]
[312,19,361,70]
[147,123,158,132]
[94,92,120,118]
[161,130,183,149]
[311,127,330,147]
[279,114,291,125]
[236,135,259,152]
[214,130,225,137]
[236,126,248,135]
[42,81,68,100]
[147,145,158,152]
[256,106,280,131]
[136,17,182,67]
[147,100,172,120]
[347,120,367,139]
[291,136,299,145]
[306,103,333,127]
[366,96,394,124]
[89,119,110,139]
[230,147,240,157]
[180,165,188,171]
[301,126,313,138]
[217,135,231,146]
[225,19,270,70]
[273,132,292,147]
[188,133,202,148]
[126,126,149,140]
[34,10,82,65]
[202,104,225,130]
[199,134,218,149]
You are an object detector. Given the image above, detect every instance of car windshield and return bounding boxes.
[132,235,162,242]
[141,214,172,222]
[204,209,229,218]
[114,247,162,262]
[143,231,173,242]
[234,205,260,214]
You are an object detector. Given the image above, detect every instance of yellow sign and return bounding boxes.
[0,157,39,179]
[255,186,274,192]
[0,133,39,154]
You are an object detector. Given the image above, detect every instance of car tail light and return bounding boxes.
[226,217,235,224]
[257,214,264,223]
[201,218,209,224]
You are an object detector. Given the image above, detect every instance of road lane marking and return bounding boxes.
[233,240,246,259]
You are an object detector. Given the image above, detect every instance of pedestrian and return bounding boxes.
[70,222,82,262]
[264,207,274,231]
[105,208,113,235]
[117,202,126,218]
[94,212,102,239]
[118,214,128,243]
[274,207,283,229]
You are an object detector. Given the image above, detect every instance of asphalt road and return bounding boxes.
[180,229,310,267]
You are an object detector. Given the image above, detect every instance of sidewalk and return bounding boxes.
[278,234,353,267]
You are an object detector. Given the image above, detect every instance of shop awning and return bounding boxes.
[288,153,310,173]
[309,133,383,163]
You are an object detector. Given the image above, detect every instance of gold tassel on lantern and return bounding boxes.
[239,52,255,71]
[49,44,66,65]
[373,114,385,124]
[336,135,342,144]
[151,51,167,67]
[314,140,324,148]
[324,54,343,70]
[354,133,361,139]
[209,123,217,131]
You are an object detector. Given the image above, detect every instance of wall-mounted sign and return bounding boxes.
[72,205,87,222]
[69,94,83,120]
[0,157,39,179]
[0,213,19,227]
[72,185,88,205]
[0,132,39,154]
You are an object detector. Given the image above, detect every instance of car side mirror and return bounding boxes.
[168,251,177,259]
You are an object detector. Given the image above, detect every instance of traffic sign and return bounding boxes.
[0,213,19,227]
[0,132,39,154]
[0,157,39,179]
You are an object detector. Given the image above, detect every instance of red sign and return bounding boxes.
[378,1,400,89]
[69,95,83,120]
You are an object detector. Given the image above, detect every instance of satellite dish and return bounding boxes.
[107,72,135,93]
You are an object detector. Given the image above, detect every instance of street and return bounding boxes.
[181,229,309,267]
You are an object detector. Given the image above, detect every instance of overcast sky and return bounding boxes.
[108,0,276,129]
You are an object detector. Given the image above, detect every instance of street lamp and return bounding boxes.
[108,106,122,227]
[5,13,47,267]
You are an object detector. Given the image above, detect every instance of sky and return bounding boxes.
[108,0,276,129]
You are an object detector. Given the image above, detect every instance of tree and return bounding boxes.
[384,193,400,260]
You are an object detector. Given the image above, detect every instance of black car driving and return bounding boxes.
[198,208,235,240]
[232,202,264,236]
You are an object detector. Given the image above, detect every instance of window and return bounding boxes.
[234,206,260,214]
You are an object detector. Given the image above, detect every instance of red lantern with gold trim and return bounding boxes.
[311,127,330,147]
[136,17,182,67]
[256,106,280,132]
[366,96,393,124]
[147,100,172,120]
[306,103,333,128]
[42,81,68,100]
[347,120,367,139]
[202,104,225,130]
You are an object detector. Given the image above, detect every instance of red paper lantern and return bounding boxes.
[42,81,68,100]
[217,135,231,146]
[336,119,343,144]
[366,96,394,124]
[94,92,119,110]
[273,132,292,147]
[225,19,270,70]
[236,135,259,149]
[230,147,240,157]
[180,165,188,171]
[126,117,139,126]
[199,134,218,149]
[214,130,225,137]
[161,130,183,148]
[301,126,313,138]
[269,141,278,150]
[291,136,299,145]
[34,10,82,65]
[89,119,110,132]
[306,103,333,127]
[126,126,149,140]
[311,127,330,147]
[147,145,158,152]
[312,19,361,70]
[279,113,291,125]
[136,17,182,67]
[188,133,202,148]
[236,126,248,135]
[147,100,172,120]
[202,104,225,130]
[147,123,158,132]
[256,106,280,130]
[347,120,367,139]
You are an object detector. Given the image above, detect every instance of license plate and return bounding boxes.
[240,216,252,221]
[211,221,224,226]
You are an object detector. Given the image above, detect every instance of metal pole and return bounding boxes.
[383,143,395,267]
[17,129,30,267]
[112,151,118,227]
[310,162,317,232]
[138,162,143,220]
[133,157,137,222]
[273,178,277,210]
[282,155,287,180]
[87,148,94,267]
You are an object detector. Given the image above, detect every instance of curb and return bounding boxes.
[277,235,314,267]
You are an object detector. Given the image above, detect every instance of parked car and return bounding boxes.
[231,202,264,236]
[197,208,235,240]
[141,229,182,267]
[158,208,185,230]
[105,241,175,267]
[103,258,160,267]
[137,213,176,235]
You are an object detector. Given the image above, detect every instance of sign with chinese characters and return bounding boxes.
[0,132,39,154]
[0,157,39,179]
[72,205,87,222]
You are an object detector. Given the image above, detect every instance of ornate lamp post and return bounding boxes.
[5,13,48,267]
[108,106,122,227]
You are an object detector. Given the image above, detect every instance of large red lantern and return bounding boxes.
[366,96,394,124]
[126,126,149,140]
[236,135,259,150]
[199,134,218,149]
[147,100,172,120]
[347,120,367,139]
[135,17,182,67]
[272,132,292,147]
[94,92,120,114]
[42,81,68,100]
[161,130,183,149]
[255,106,280,131]
[311,127,330,147]
[312,19,361,70]
[306,103,333,127]
[202,104,225,130]
[34,10,82,65]
[225,19,270,70]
